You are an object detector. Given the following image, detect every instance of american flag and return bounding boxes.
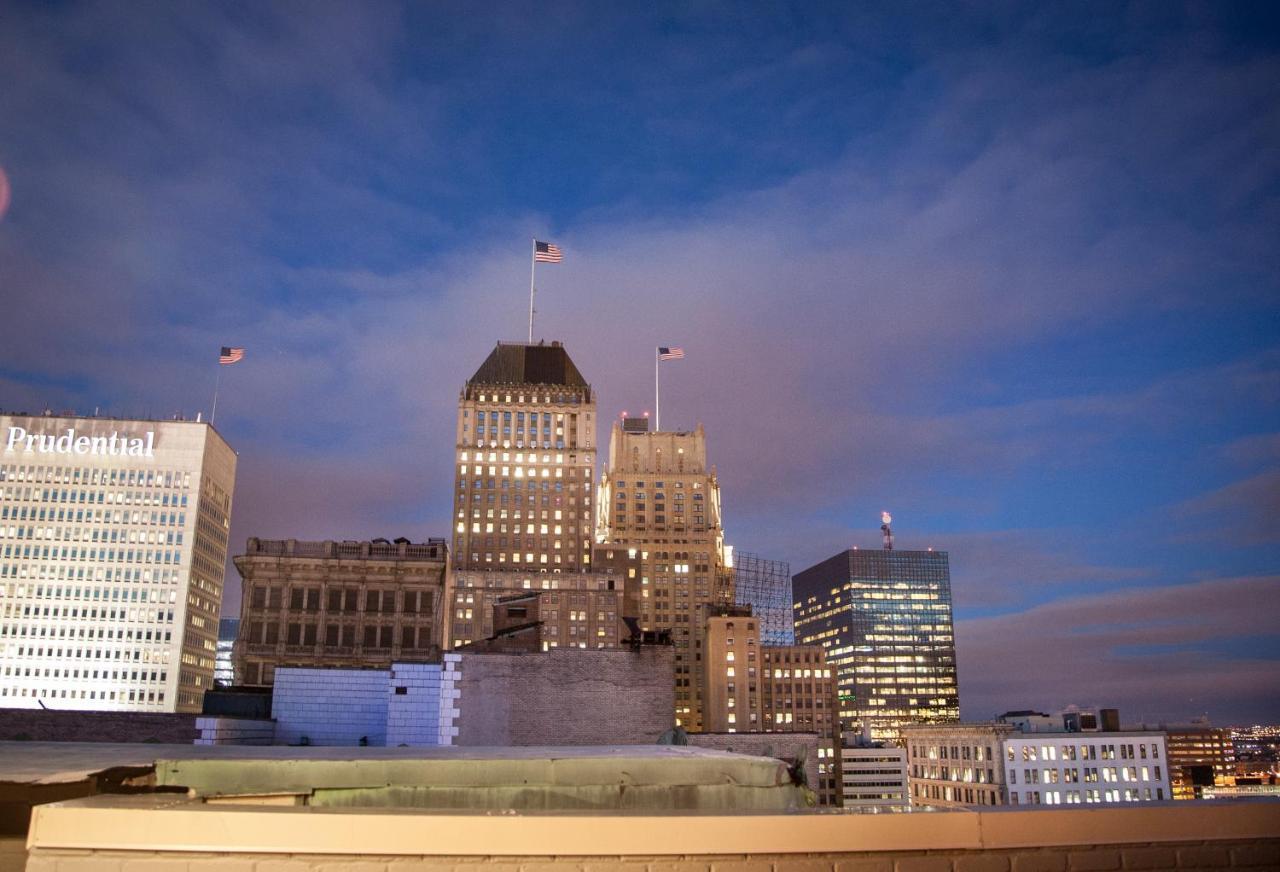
[658,346,684,361]
[219,346,245,365]
[534,240,563,263]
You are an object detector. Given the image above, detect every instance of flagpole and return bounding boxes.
[655,347,660,432]
[528,238,536,343]
[211,365,222,425]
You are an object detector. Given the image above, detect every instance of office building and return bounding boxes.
[1003,730,1170,805]
[0,413,236,712]
[1160,725,1236,799]
[214,617,238,686]
[793,548,959,741]
[733,552,794,645]
[902,723,1014,807]
[232,537,447,687]
[701,606,841,805]
[841,744,910,808]
[450,341,611,649]
[903,716,1172,807]
[596,418,733,730]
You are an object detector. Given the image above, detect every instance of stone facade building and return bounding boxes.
[903,722,1173,807]
[595,419,733,731]
[902,722,1014,808]
[449,341,629,650]
[232,537,447,687]
[701,607,841,805]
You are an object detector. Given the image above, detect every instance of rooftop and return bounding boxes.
[467,341,589,389]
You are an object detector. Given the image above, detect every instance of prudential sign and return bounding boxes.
[5,426,156,458]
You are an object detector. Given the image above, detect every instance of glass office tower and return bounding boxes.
[793,549,959,742]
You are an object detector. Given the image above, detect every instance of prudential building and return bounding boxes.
[0,413,236,713]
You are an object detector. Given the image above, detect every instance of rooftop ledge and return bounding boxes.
[27,796,1280,857]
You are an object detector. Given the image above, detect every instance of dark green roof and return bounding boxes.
[467,342,589,388]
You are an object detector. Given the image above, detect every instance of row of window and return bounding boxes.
[1012,787,1164,804]
[1008,742,1160,762]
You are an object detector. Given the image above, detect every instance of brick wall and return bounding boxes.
[272,667,390,746]
[0,708,198,743]
[385,662,445,747]
[455,645,674,746]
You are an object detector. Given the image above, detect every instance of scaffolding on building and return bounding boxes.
[733,552,794,645]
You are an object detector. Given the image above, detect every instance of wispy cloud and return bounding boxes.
[957,575,1280,724]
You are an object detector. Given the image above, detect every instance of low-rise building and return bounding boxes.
[1003,730,1170,805]
[902,723,1012,807]
[1158,725,1236,799]
[904,714,1172,807]
[841,743,909,808]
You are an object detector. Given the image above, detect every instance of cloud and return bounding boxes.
[1170,469,1280,546]
[1,3,1277,724]
[956,575,1280,724]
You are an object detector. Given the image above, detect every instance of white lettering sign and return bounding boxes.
[4,427,156,459]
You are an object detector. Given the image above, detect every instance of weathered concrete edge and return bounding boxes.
[27,795,1280,857]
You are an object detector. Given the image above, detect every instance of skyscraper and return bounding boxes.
[595,418,732,729]
[449,341,616,649]
[792,548,959,742]
[0,413,236,712]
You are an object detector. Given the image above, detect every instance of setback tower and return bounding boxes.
[595,416,732,730]
[450,341,621,649]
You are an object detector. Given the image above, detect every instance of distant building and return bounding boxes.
[903,713,1171,807]
[214,618,238,686]
[902,723,1013,808]
[1159,726,1236,799]
[232,537,447,687]
[448,340,636,654]
[0,413,237,713]
[1003,730,1170,805]
[841,743,910,808]
[596,420,733,731]
[701,607,841,805]
[733,552,794,645]
[793,548,959,741]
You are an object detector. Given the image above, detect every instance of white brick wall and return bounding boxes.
[273,667,390,746]
[386,662,445,747]
[439,654,461,745]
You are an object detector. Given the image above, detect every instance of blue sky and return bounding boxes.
[1,2,1277,723]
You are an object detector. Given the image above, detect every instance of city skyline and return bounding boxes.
[0,4,1277,724]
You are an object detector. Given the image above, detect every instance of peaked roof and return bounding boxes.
[467,341,589,388]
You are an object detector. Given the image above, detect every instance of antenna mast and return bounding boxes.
[880,511,894,550]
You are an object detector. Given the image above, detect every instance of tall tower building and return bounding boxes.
[0,413,236,712]
[792,548,959,742]
[450,341,615,649]
[596,418,732,730]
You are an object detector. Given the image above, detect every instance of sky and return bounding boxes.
[1,2,1278,725]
